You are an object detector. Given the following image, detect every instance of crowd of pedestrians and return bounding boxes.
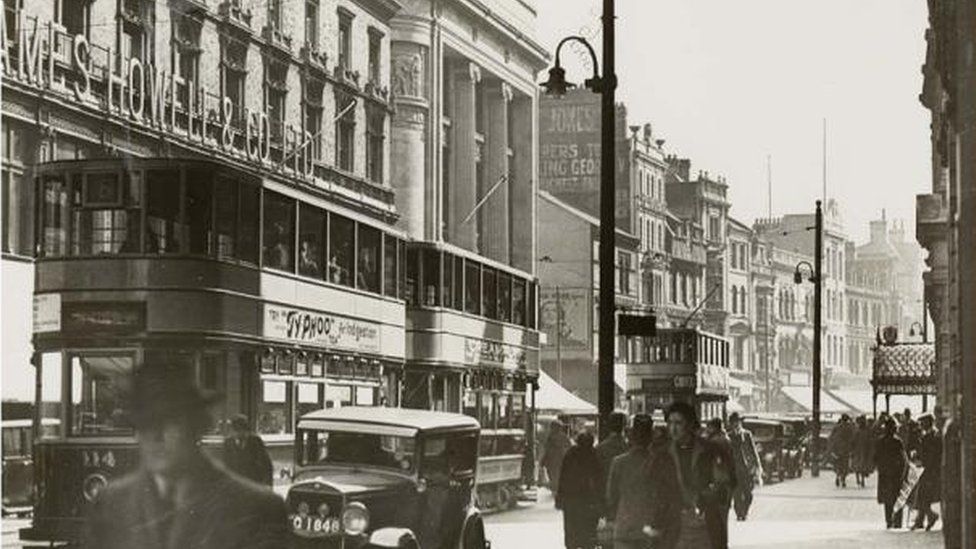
[545,405,762,549]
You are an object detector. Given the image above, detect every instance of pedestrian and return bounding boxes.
[852,415,875,488]
[596,411,630,484]
[829,414,856,488]
[912,414,942,530]
[704,418,736,548]
[942,415,962,548]
[84,362,289,549]
[223,413,274,487]
[875,417,908,529]
[605,414,656,549]
[898,408,919,457]
[648,402,730,549]
[556,431,603,549]
[542,419,572,495]
[726,412,761,521]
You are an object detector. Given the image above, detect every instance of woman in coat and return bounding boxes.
[852,415,876,488]
[556,431,603,549]
[542,420,572,494]
[874,418,908,529]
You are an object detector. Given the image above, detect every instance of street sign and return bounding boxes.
[617,314,657,337]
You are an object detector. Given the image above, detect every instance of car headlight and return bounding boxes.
[342,502,369,535]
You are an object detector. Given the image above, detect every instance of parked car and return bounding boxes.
[287,407,489,549]
[742,418,790,483]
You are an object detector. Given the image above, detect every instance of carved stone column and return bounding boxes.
[391,45,428,241]
[481,80,512,264]
[446,62,480,252]
[509,93,534,272]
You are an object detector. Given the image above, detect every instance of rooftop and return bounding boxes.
[298,406,480,431]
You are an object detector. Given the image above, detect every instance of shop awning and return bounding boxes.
[780,386,856,414]
[872,343,936,395]
[827,389,875,415]
[535,370,597,415]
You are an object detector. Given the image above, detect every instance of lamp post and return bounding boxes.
[541,0,617,439]
[793,199,823,477]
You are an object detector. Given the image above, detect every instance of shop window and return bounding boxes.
[422,249,441,306]
[258,380,290,434]
[263,191,295,272]
[298,203,325,278]
[498,273,512,323]
[357,224,381,293]
[383,235,398,298]
[296,382,323,418]
[71,355,134,436]
[512,278,526,327]
[325,384,353,408]
[239,184,260,264]
[328,214,354,285]
[403,371,429,410]
[146,169,181,253]
[41,175,70,257]
[482,268,497,320]
[185,170,212,255]
[405,246,420,305]
[465,260,481,315]
[214,177,239,259]
[442,253,455,309]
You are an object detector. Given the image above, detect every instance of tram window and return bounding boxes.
[383,235,398,298]
[71,355,133,435]
[73,173,139,255]
[479,391,496,429]
[40,175,69,256]
[462,389,478,419]
[328,214,354,286]
[185,170,213,255]
[405,246,420,305]
[498,273,512,323]
[512,392,526,429]
[263,191,296,272]
[39,352,63,439]
[296,382,323,418]
[528,282,537,329]
[357,224,381,293]
[355,386,375,406]
[442,253,454,308]
[239,184,260,264]
[497,393,511,428]
[422,249,441,306]
[146,169,182,253]
[325,384,353,408]
[453,256,464,311]
[482,268,497,320]
[512,279,526,327]
[214,177,239,259]
[398,240,407,301]
[403,371,430,409]
[464,260,481,315]
[298,203,325,278]
[257,380,290,434]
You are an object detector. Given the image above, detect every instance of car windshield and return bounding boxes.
[748,424,778,440]
[298,429,416,472]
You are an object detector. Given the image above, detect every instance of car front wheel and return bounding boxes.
[462,515,488,549]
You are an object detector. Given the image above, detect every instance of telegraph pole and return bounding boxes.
[812,199,823,477]
[597,0,617,439]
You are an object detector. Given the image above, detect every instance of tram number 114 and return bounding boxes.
[82,450,118,469]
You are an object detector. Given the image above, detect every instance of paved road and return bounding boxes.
[485,474,944,548]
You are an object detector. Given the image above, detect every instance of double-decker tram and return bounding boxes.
[625,328,731,421]
[400,241,541,510]
[23,158,407,545]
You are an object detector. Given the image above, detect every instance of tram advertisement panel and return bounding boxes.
[263,304,380,353]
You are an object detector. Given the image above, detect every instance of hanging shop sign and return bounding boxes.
[1,12,316,176]
[33,293,61,333]
[463,338,527,370]
[263,304,380,354]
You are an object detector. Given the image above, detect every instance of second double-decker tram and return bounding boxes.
[24,158,407,545]
[400,241,541,510]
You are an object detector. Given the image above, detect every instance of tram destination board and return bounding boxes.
[617,314,657,337]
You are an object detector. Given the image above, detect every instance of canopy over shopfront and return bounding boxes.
[779,386,856,416]
[872,341,936,414]
[536,369,597,415]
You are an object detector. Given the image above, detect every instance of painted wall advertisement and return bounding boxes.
[263,305,380,354]
[538,89,631,230]
[538,287,592,358]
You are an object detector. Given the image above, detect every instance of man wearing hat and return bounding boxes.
[605,414,656,549]
[726,412,761,521]
[84,362,289,549]
[223,413,274,486]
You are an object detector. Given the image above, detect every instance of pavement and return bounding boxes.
[2,473,944,548]
[485,473,945,548]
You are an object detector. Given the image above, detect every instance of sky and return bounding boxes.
[534,0,930,244]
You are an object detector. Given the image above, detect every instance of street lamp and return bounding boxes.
[792,200,823,477]
[541,0,617,439]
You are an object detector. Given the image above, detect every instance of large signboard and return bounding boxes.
[263,305,381,354]
[463,339,527,370]
[32,294,61,333]
[538,287,592,358]
[538,90,631,230]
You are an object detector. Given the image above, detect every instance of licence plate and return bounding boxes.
[290,514,342,537]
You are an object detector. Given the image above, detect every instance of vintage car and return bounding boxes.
[742,418,791,483]
[287,407,489,549]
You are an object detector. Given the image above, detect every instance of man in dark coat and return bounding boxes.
[727,412,760,521]
[605,414,656,549]
[912,414,942,530]
[556,431,603,549]
[223,414,274,486]
[875,417,908,529]
[596,412,629,485]
[704,418,736,548]
[852,415,875,488]
[829,414,856,488]
[648,402,732,549]
[84,362,289,549]
[543,419,572,495]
